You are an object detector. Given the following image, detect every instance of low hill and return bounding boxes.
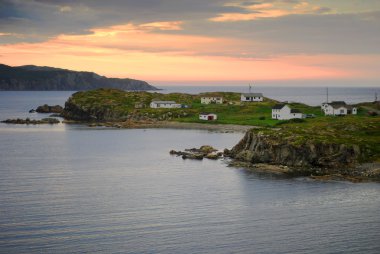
[0,64,158,91]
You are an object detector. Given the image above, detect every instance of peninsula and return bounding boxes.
[59,88,380,181]
[0,64,158,91]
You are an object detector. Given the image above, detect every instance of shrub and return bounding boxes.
[259,116,266,120]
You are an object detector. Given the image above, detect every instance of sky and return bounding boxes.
[0,0,379,86]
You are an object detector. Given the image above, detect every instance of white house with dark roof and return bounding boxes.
[241,93,263,102]
[150,101,181,109]
[199,113,217,121]
[321,101,357,116]
[272,104,304,120]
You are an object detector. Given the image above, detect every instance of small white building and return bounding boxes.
[272,104,304,120]
[150,101,181,109]
[241,93,263,102]
[201,97,223,104]
[321,101,357,116]
[199,113,217,121]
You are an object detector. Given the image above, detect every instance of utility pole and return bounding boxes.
[326,87,329,103]
[375,92,378,102]
[249,84,252,93]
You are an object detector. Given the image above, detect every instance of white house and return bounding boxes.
[150,101,181,109]
[201,97,223,104]
[241,93,263,102]
[272,104,304,120]
[321,101,357,116]
[199,113,217,121]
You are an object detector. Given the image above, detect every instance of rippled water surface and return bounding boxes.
[0,91,380,253]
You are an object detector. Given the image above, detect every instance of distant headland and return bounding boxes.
[0,64,158,91]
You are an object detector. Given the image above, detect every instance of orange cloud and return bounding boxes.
[139,21,183,31]
[0,21,371,82]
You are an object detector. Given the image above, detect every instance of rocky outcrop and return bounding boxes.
[0,64,158,91]
[62,98,128,121]
[170,145,223,160]
[230,129,360,168]
[36,104,63,113]
[227,129,380,179]
[1,118,60,124]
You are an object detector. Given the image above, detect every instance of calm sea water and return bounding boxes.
[0,90,380,253]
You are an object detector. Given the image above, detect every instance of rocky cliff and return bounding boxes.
[0,64,157,91]
[228,128,380,179]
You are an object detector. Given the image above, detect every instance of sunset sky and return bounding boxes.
[0,0,379,86]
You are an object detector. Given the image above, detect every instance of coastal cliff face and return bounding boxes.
[230,129,360,168]
[0,64,157,91]
[63,97,128,121]
[229,129,380,179]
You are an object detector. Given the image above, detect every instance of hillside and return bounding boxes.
[0,64,157,91]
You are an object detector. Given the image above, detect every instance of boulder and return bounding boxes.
[36,104,63,113]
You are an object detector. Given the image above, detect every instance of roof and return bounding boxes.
[290,109,302,113]
[201,96,223,98]
[326,101,356,109]
[151,101,176,104]
[199,112,216,115]
[328,101,346,109]
[242,93,263,97]
[272,104,286,109]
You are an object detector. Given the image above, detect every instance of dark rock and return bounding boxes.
[1,118,60,124]
[49,113,61,117]
[36,104,63,113]
[182,154,204,160]
[29,109,36,113]
[170,145,222,161]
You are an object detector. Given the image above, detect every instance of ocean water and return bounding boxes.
[0,90,380,253]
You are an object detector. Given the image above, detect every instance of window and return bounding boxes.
[340,109,344,114]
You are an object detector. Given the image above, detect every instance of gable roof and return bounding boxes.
[290,109,302,113]
[242,93,263,97]
[272,104,286,109]
[329,101,346,106]
[325,101,357,109]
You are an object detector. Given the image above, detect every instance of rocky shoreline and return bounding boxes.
[225,129,380,181]
[1,118,60,124]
